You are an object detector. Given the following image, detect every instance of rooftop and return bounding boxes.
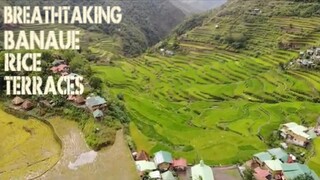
[264,159,283,171]
[267,148,289,163]
[154,150,173,165]
[191,160,214,180]
[253,152,272,162]
[86,96,107,108]
[282,163,319,180]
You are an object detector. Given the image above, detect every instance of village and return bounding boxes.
[7,58,320,180]
[131,120,320,180]
[9,58,107,120]
[287,47,320,69]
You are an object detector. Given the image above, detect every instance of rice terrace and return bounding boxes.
[1,0,320,179]
[93,0,320,168]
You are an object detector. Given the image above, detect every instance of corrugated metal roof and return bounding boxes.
[154,151,173,165]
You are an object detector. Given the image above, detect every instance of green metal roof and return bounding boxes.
[154,151,173,165]
[282,163,319,180]
[253,152,272,162]
[86,96,107,108]
[93,109,103,118]
[267,148,289,162]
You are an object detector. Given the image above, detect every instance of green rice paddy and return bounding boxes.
[93,15,320,166]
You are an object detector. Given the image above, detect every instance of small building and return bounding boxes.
[135,150,150,161]
[267,148,288,163]
[165,50,174,56]
[149,170,161,179]
[135,160,156,172]
[253,152,272,166]
[281,163,319,180]
[85,96,107,111]
[173,158,187,171]
[264,159,283,177]
[280,122,314,147]
[74,96,85,105]
[50,64,69,73]
[315,48,320,56]
[21,100,33,110]
[191,160,214,180]
[12,96,24,106]
[93,109,104,120]
[161,171,176,180]
[154,151,173,171]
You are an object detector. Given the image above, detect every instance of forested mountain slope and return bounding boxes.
[1,0,186,57]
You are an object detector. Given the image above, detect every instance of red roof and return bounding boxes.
[173,158,187,168]
[254,167,270,180]
[135,150,150,161]
[51,64,69,73]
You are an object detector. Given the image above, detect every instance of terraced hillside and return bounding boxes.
[93,0,320,167]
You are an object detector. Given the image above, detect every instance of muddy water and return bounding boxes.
[0,112,138,180]
[0,109,61,179]
[40,118,139,180]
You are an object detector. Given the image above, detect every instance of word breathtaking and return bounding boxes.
[4,6,122,24]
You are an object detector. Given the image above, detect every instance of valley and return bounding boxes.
[93,0,320,168]
[1,0,320,179]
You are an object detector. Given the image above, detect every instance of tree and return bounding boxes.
[292,173,314,180]
[89,76,103,89]
[243,168,255,180]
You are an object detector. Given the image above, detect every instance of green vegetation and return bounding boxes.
[92,0,320,167]
[0,108,60,179]
[308,138,320,176]
[3,0,186,57]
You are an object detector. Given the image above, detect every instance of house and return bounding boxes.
[173,158,187,171]
[315,48,320,56]
[149,171,161,179]
[154,151,173,171]
[135,150,150,161]
[253,152,272,166]
[165,50,174,56]
[161,171,176,180]
[67,95,85,105]
[191,160,214,180]
[93,109,104,120]
[267,148,288,163]
[135,160,156,172]
[281,163,319,180]
[254,167,270,180]
[306,49,314,56]
[52,59,65,66]
[264,159,283,177]
[85,96,107,111]
[50,64,69,73]
[280,122,315,147]
[21,100,33,110]
[12,96,24,106]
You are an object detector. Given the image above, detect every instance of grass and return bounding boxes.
[308,138,320,176]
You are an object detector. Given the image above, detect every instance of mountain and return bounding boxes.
[1,0,186,57]
[93,0,320,173]
[169,0,227,14]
